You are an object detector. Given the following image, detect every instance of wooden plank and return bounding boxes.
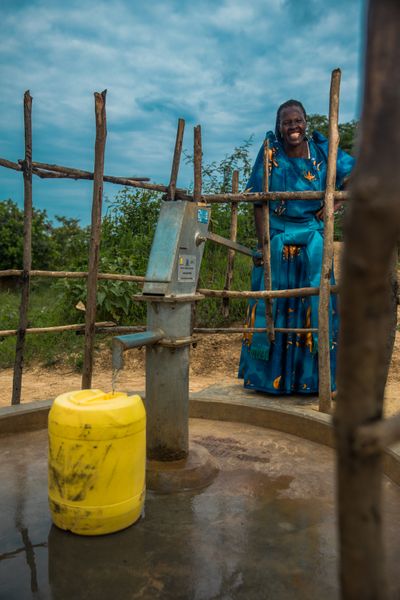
[81,90,107,389]
[193,125,202,202]
[318,69,341,414]
[11,91,33,406]
[262,139,275,342]
[222,170,239,317]
[335,1,400,595]
[168,118,185,200]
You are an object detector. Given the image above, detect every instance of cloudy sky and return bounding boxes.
[0,0,365,225]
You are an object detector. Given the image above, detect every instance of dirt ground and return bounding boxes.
[1,324,399,416]
[0,243,399,416]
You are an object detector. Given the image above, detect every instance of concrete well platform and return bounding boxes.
[1,412,400,600]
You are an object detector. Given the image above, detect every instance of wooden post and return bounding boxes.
[222,170,239,317]
[168,118,185,201]
[11,91,33,405]
[82,90,107,389]
[318,69,341,414]
[335,0,400,596]
[262,140,275,342]
[193,125,202,202]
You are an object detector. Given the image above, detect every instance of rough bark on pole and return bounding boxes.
[11,91,33,406]
[201,190,348,204]
[168,118,185,200]
[222,170,239,317]
[198,284,337,299]
[0,321,115,337]
[318,69,341,414]
[30,161,149,182]
[82,90,107,389]
[335,1,400,597]
[262,140,275,342]
[193,125,202,202]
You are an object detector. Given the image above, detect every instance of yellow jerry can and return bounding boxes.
[48,389,146,536]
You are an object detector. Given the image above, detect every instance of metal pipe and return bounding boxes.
[112,329,164,371]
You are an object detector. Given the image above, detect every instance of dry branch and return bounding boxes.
[0,269,145,282]
[201,190,348,204]
[198,285,338,299]
[168,118,185,200]
[82,91,107,389]
[262,139,274,342]
[318,69,341,414]
[194,125,202,202]
[12,91,33,406]
[0,157,22,171]
[354,414,400,456]
[222,170,239,316]
[0,321,115,338]
[335,2,400,596]
[31,161,149,182]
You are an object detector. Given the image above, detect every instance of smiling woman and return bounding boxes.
[238,99,355,396]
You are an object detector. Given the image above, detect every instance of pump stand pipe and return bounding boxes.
[112,329,165,372]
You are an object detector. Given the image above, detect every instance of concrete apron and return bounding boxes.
[1,412,400,599]
[1,384,400,486]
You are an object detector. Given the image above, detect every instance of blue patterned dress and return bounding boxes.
[238,130,355,394]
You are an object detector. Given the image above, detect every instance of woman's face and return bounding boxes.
[279,106,307,149]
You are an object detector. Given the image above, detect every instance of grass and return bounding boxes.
[0,281,89,370]
[0,250,253,369]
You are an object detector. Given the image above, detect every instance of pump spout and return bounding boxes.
[112,329,165,371]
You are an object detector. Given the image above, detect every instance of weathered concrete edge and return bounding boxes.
[0,400,52,435]
[189,396,400,487]
[1,396,400,487]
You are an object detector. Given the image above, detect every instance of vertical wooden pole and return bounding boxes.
[261,140,275,342]
[193,125,202,202]
[222,170,239,317]
[81,90,107,389]
[168,118,185,201]
[336,1,400,596]
[12,91,33,405]
[318,69,341,414]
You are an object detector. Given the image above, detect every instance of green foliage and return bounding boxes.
[51,216,90,270]
[0,200,90,271]
[307,114,358,155]
[0,115,358,366]
[56,255,145,325]
[0,199,57,269]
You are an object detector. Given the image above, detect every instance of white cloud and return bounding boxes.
[0,0,363,223]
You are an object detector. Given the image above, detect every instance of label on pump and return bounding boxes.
[197,208,209,224]
[178,255,196,282]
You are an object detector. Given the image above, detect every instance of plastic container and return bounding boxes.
[48,389,146,535]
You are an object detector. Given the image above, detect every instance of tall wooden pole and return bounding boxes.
[12,91,33,405]
[262,140,275,342]
[193,125,202,202]
[168,118,185,201]
[82,90,107,389]
[222,170,239,317]
[318,69,341,414]
[335,0,400,597]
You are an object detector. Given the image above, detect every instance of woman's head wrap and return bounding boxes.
[275,100,307,142]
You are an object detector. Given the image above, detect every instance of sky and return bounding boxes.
[0,0,365,225]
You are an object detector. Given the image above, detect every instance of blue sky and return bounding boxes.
[0,0,364,225]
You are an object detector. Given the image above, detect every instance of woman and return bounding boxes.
[239,100,354,395]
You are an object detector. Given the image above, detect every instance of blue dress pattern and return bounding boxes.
[238,130,355,394]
